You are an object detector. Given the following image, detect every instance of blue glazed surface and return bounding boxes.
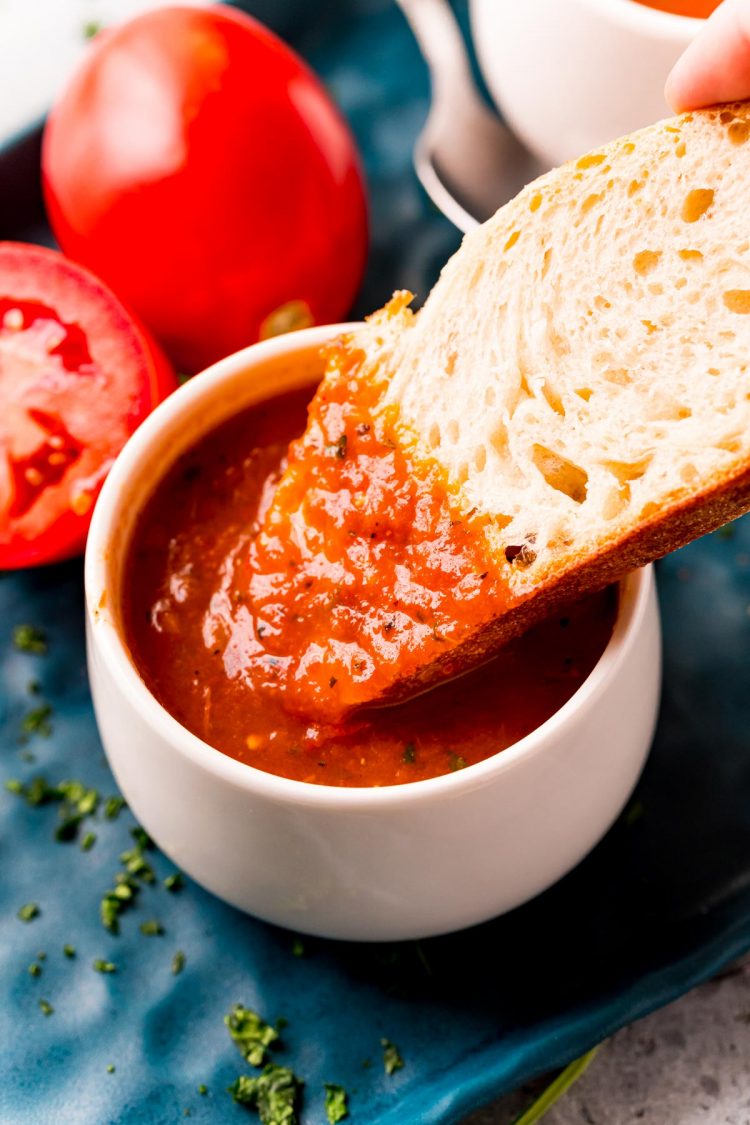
[2,2,750,1123]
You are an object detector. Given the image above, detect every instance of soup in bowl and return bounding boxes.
[85,324,661,940]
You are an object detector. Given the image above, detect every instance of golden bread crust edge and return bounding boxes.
[371,461,750,710]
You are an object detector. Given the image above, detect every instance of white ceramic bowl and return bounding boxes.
[470,0,703,167]
[85,324,662,942]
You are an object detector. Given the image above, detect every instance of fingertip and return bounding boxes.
[664,64,692,114]
[662,0,750,113]
[664,70,683,114]
[662,25,710,114]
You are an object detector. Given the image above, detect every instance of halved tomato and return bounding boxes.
[0,242,176,568]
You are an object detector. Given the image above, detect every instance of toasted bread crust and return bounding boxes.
[374,460,750,707]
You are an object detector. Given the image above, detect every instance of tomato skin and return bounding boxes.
[0,242,176,569]
[42,5,369,374]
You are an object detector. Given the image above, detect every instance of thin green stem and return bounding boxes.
[511,1046,600,1125]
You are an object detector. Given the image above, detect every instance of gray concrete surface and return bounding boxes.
[465,957,750,1124]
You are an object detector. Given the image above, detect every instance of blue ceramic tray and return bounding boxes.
[3,3,750,1123]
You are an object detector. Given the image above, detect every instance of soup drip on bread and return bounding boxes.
[236,303,515,722]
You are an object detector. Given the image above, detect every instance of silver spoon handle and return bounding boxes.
[393,0,475,102]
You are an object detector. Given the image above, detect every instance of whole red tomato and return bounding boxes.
[42,5,368,373]
[0,242,176,569]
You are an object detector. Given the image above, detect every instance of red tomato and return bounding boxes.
[0,242,176,569]
[42,5,368,374]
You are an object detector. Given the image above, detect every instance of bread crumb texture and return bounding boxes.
[361,103,750,595]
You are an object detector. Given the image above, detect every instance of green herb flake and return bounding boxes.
[21,703,53,739]
[104,796,126,820]
[163,872,184,892]
[54,818,82,843]
[93,959,117,974]
[107,1064,116,1074]
[324,1083,349,1123]
[38,999,54,1017]
[18,902,39,923]
[101,826,156,931]
[63,944,76,959]
[83,19,102,39]
[228,1064,303,1124]
[225,1004,280,1067]
[81,831,97,852]
[7,775,102,842]
[291,937,305,958]
[53,780,100,841]
[61,780,99,817]
[198,1084,208,1096]
[28,962,42,977]
[381,1038,404,1076]
[13,624,47,654]
[8,775,56,806]
[448,753,467,772]
[25,776,58,805]
[100,891,124,934]
[402,742,416,764]
[139,919,164,937]
[120,848,156,883]
[37,951,46,961]
[172,950,186,975]
[131,826,153,850]
[327,433,348,459]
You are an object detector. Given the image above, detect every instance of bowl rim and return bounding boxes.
[85,322,656,811]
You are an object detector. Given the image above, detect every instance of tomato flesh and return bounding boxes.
[9,409,83,519]
[0,242,176,569]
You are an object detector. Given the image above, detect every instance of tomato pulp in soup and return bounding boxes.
[631,0,720,16]
[123,386,617,787]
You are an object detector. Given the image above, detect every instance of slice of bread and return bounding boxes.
[258,103,750,714]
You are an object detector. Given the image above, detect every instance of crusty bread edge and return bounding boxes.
[371,457,750,709]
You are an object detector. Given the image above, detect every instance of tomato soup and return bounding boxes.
[631,0,720,17]
[123,386,617,787]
